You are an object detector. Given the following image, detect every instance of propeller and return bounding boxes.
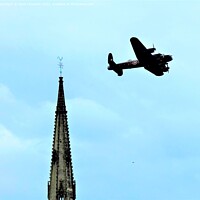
[153,44,156,51]
[166,63,170,73]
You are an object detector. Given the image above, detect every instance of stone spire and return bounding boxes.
[48,77,76,200]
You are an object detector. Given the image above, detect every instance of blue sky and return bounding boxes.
[0,0,200,199]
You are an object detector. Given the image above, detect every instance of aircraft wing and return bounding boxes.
[130,37,171,76]
[130,37,154,65]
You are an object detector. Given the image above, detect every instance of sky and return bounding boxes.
[0,0,200,199]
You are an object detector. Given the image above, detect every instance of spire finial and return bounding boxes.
[57,56,63,77]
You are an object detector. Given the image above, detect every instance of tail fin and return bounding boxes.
[108,53,115,65]
[107,53,123,76]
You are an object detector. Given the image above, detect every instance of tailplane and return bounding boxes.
[107,53,123,76]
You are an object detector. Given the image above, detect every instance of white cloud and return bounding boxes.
[0,124,39,153]
[0,123,50,199]
[0,83,15,103]
[68,97,121,122]
[0,82,56,138]
[67,97,125,141]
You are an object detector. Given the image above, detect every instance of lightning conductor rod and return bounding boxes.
[57,56,64,77]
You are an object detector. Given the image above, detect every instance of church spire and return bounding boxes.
[48,76,76,200]
[56,77,66,113]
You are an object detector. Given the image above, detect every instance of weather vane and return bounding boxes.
[57,56,64,77]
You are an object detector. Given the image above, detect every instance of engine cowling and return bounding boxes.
[163,55,173,62]
[147,47,156,53]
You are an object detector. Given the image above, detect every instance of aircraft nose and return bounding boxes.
[165,55,173,61]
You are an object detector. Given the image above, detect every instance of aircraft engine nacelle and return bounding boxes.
[163,66,170,72]
[147,47,156,53]
[154,54,164,61]
[163,55,173,62]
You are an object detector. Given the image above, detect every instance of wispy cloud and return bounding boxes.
[0,83,15,103]
[0,124,38,152]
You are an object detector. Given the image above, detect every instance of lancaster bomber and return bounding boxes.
[107,37,173,76]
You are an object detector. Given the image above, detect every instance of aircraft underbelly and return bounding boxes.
[144,66,164,76]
